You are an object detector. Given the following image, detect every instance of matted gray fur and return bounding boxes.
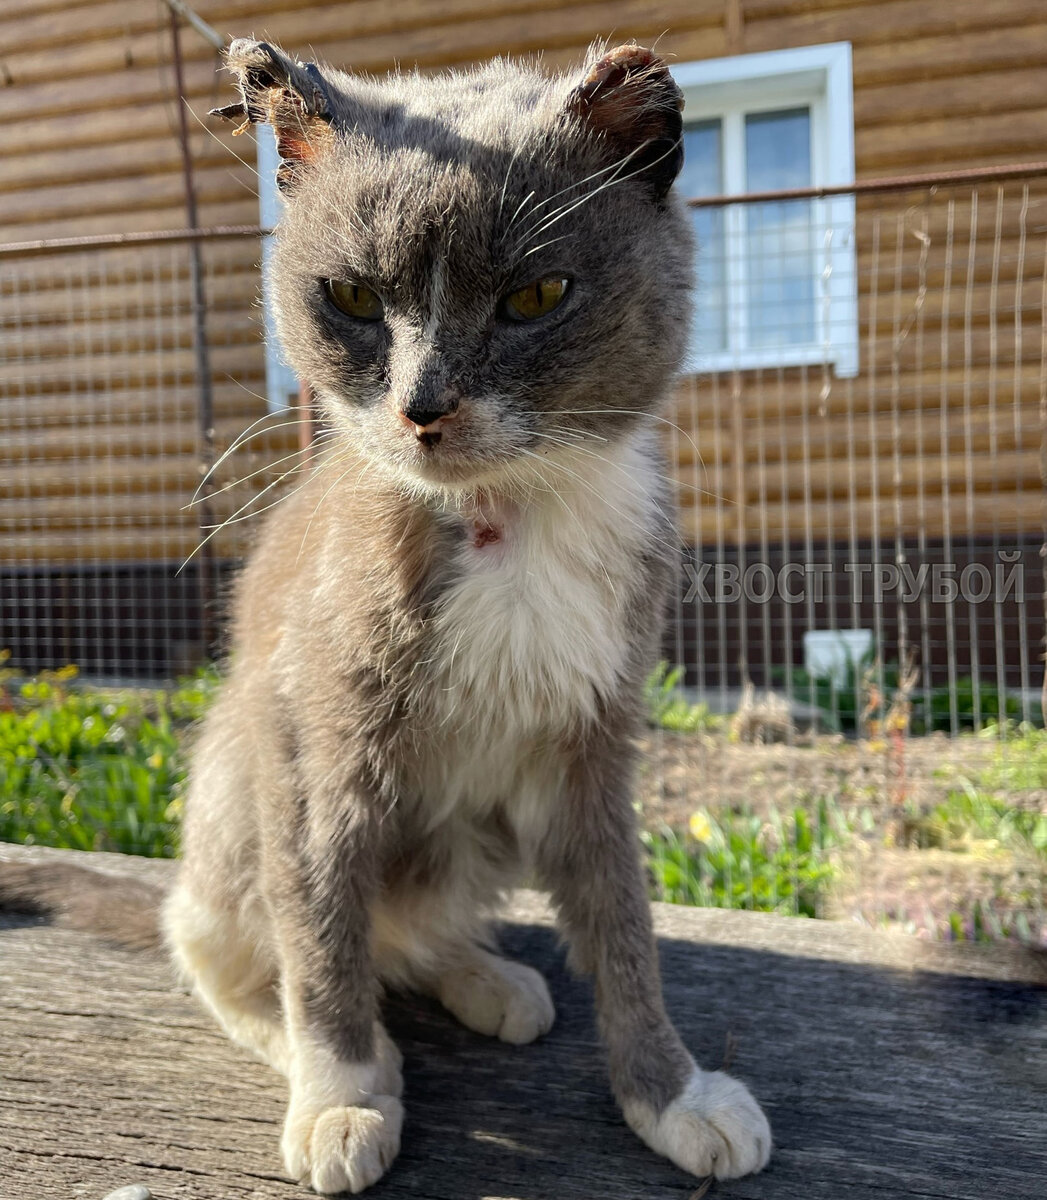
[1,40,771,1194]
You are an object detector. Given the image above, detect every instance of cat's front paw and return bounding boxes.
[622,1068,771,1180]
[282,1095,403,1194]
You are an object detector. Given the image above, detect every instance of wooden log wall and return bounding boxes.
[675,181,1047,547]
[1,0,1046,573]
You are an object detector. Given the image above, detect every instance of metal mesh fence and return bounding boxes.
[0,229,296,679]
[0,169,1044,942]
[672,172,1046,734]
[644,170,1046,944]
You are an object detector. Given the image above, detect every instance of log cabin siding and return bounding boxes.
[0,0,1045,571]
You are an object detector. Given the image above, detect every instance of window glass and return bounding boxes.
[680,120,727,353]
[745,107,814,348]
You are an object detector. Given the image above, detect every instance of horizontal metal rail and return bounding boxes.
[686,160,1047,208]
[0,225,267,259]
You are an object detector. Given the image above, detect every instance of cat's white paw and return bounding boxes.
[373,1024,404,1098]
[622,1067,771,1180]
[438,954,555,1044]
[282,1095,403,1194]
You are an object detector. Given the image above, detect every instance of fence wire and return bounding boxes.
[0,170,1044,944]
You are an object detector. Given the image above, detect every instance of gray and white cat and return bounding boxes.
[2,40,771,1194]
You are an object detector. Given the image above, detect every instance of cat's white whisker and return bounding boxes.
[517,235,570,262]
[519,138,681,247]
[535,429,725,506]
[194,415,322,503]
[192,433,339,507]
[199,471,318,528]
[180,454,314,573]
[552,408,705,473]
[509,142,646,247]
[517,442,682,559]
[505,146,641,243]
[503,189,538,236]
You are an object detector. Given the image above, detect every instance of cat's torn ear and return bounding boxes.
[566,44,685,201]
[211,38,335,192]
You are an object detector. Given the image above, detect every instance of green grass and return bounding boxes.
[0,661,216,858]
[643,800,843,917]
[927,726,1047,858]
[644,663,723,734]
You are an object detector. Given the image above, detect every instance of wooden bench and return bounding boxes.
[2,844,1045,1199]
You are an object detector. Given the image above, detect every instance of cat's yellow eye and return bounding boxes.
[323,279,384,321]
[500,276,570,322]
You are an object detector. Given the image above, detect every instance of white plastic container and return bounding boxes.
[803,629,874,688]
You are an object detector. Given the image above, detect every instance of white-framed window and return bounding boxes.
[257,124,300,412]
[673,43,858,378]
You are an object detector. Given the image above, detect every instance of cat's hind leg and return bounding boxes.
[374,900,555,1045]
[163,881,291,1074]
[433,944,555,1044]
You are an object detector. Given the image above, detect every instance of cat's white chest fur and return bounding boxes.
[428,432,658,740]
[408,432,659,836]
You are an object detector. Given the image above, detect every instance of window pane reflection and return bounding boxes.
[745,108,814,348]
[681,120,726,353]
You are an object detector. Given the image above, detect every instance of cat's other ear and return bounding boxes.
[565,44,685,200]
[211,38,335,192]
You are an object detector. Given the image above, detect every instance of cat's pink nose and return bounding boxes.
[398,391,460,440]
[399,406,457,432]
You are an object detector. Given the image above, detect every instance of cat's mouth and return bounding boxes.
[399,442,521,491]
[387,399,529,492]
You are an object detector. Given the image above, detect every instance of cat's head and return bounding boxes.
[218,39,693,498]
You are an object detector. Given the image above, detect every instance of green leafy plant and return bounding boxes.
[921,727,1047,858]
[910,677,1034,734]
[644,663,722,733]
[945,902,1037,944]
[926,780,1047,860]
[0,663,218,857]
[642,799,842,917]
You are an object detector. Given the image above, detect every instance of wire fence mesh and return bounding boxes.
[0,169,1044,943]
[0,229,296,678]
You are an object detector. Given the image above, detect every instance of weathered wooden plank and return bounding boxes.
[0,282,260,333]
[0,430,297,500]
[0,845,1044,1200]
[0,198,259,246]
[0,0,717,126]
[0,137,237,197]
[850,24,1047,90]
[675,450,1040,508]
[857,107,1047,173]
[672,370,1044,423]
[1,313,262,364]
[681,490,1041,543]
[0,382,264,428]
[0,526,243,564]
[0,488,296,533]
[0,164,252,231]
[855,66,1047,127]
[746,0,1047,58]
[0,342,263,397]
[0,418,296,472]
[0,243,260,294]
[674,408,1042,466]
[742,0,1046,36]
